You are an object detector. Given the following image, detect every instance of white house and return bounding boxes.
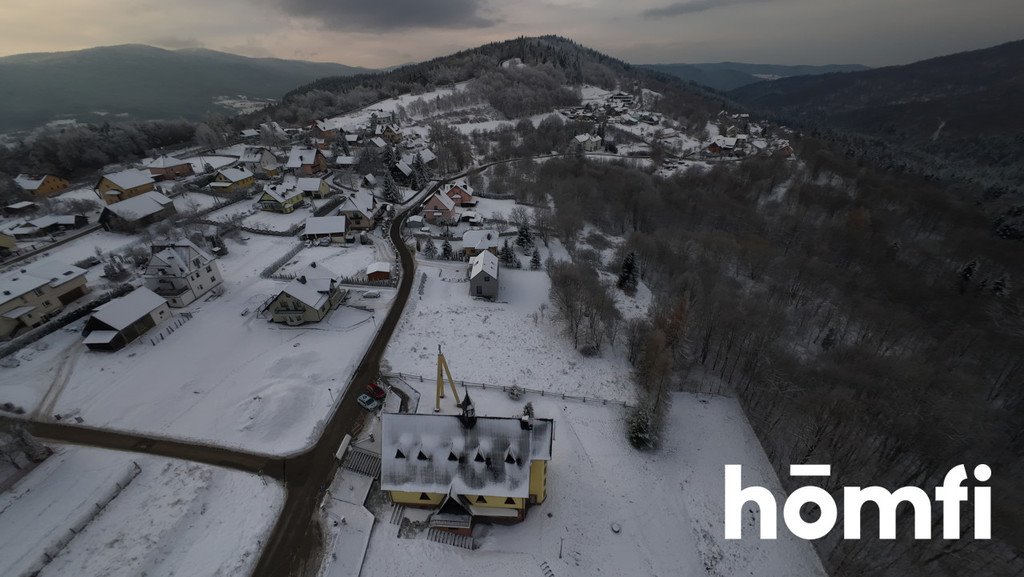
[143,240,224,307]
[469,250,499,299]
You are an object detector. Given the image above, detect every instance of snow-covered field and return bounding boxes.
[8,235,394,454]
[385,243,641,404]
[362,385,825,577]
[182,155,236,174]
[172,191,224,214]
[277,244,383,279]
[0,445,282,577]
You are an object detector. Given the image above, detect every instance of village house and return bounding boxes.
[209,168,255,194]
[335,155,356,169]
[144,156,194,180]
[15,174,70,198]
[95,168,156,205]
[380,124,402,144]
[468,250,499,299]
[301,216,347,244]
[296,177,329,199]
[461,229,500,257]
[99,191,177,232]
[239,128,260,141]
[421,191,457,225]
[82,287,169,351]
[311,118,345,142]
[393,161,413,183]
[380,398,553,529]
[3,201,39,216]
[366,262,391,282]
[286,147,328,175]
[257,183,305,213]
[0,261,88,339]
[573,133,602,152]
[706,136,738,155]
[7,214,88,239]
[265,262,346,325]
[238,146,281,176]
[337,192,376,231]
[143,240,224,307]
[440,181,476,207]
[367,137,388,150]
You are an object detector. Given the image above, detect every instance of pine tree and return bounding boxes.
[412,152,429,190]
[424,240,438,259]
[530,248,541,270]
[617,251,638,293]
[382,172,402,203]
[627,406,656,450]
[441,239,453,260]
[500,239,517,267]
[515,224,533,251]
[384,144,399,169]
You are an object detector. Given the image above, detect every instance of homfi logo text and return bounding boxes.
[724,464,991,540]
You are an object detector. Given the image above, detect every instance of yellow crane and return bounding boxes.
[435,345,462,413]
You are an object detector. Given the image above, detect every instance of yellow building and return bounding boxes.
[209,167,255,194]
[0,261,89,338]
[264,263,346,325]
[257,183,305,213]
[96,169,156,205]
[15,174,71,198]
[381,398,554,531]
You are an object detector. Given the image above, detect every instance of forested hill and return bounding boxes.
[729,39,1024,197]
[258,35,726,128]
[641,62,869,92]
[0,45,368,132]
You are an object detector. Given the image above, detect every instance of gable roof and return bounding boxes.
[279,263,339,309]
[103,191,173,221]
[302,216,347,236]
[101,168,155,191]
[144,155,188,169]
[441,181,474,198]
[366,261,391,275]
[89,287,166,331]
[462,229,499,252]
[261,183,305,204]
[286,147,322,169]
[426,191,456,211]
[238,146,271,164]
[0,261,87,307]
[381,412,553,498]
[14,174,58,191]
[145,239,215,277]
[470,250,499,280]
[394,161,413,177]
[295,177,324,193]
[216,167,254,183]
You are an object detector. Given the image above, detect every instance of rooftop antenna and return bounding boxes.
[435,345,462,413]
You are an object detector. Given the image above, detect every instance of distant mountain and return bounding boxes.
[0,45,371,132]
[640,62,869,91]
[729,39,1024,193]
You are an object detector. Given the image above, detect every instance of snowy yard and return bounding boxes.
[172,191,225,214]
[362,386,825,577]
[6,235,395,454]
[0,445,282,577]
[181,155,236,174]
[277,244,384,280]
[385,243,641,403]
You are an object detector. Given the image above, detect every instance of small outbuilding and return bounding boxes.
[82,287,169,351]
[366,262,392,282]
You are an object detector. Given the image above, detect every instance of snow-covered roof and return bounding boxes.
[0,261,87,307]
[381,412,554,498]
[345,134,360,143]
[102,168,155,190]
[88,287,166,331]
[240,128,260,138]
[239,147,270,164]
[295,177,324,193]
[369,137,387,148]
[14,174,54,191]
[315,118,346,132]
[574,134,596,143]
[217,167,254,183]
[394,161,412,177]
[145,240,215,278]
[711,136,738,149]
[335,155,356,166]
[469,250,499,280]
[401,149,437,166]
[24,214,83,229]
[286,147,321,169]
[2,305,36,319]
[426,191,456,211]
[280,263,338,309]
[302,216,347,236]
[363,174,377,186]
[144,155,188,169]
[103,191,173,221]
[261,183,304,204]
[462,229,499,252]
[6,201,37,210]
[441,181,474,198]
[366,262,390,275]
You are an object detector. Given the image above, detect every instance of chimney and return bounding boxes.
[310,262,317,268]
[299,275,307,284]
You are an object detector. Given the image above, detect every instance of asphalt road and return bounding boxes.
[249,183,428,577]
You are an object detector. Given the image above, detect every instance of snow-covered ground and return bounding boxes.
[11,235,395,454]
[385,242,642,404]
[172,191,225,214]
[182,155,236,174]
[362,384,825,577]
[277,244,383,280]
[0,445,282,577]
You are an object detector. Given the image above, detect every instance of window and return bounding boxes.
[395,449,405,459]
[475,495,487,504]
[474,452,485,463]
[206,265,212,272]
[419,493,431,501]
[417,450,430,461]
[447,452,458,462]
[504,497,516,505]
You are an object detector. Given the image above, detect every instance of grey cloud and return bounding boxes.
[644,0,778,18]
[274,0,500,31]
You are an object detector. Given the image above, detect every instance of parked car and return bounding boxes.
[366,382,387,400]
[357,394,380,411]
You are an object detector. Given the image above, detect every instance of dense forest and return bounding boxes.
[481,145,1022,576]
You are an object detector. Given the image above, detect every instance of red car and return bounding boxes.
[366,382,387,400]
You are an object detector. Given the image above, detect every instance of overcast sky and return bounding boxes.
[1,0,1021,68]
